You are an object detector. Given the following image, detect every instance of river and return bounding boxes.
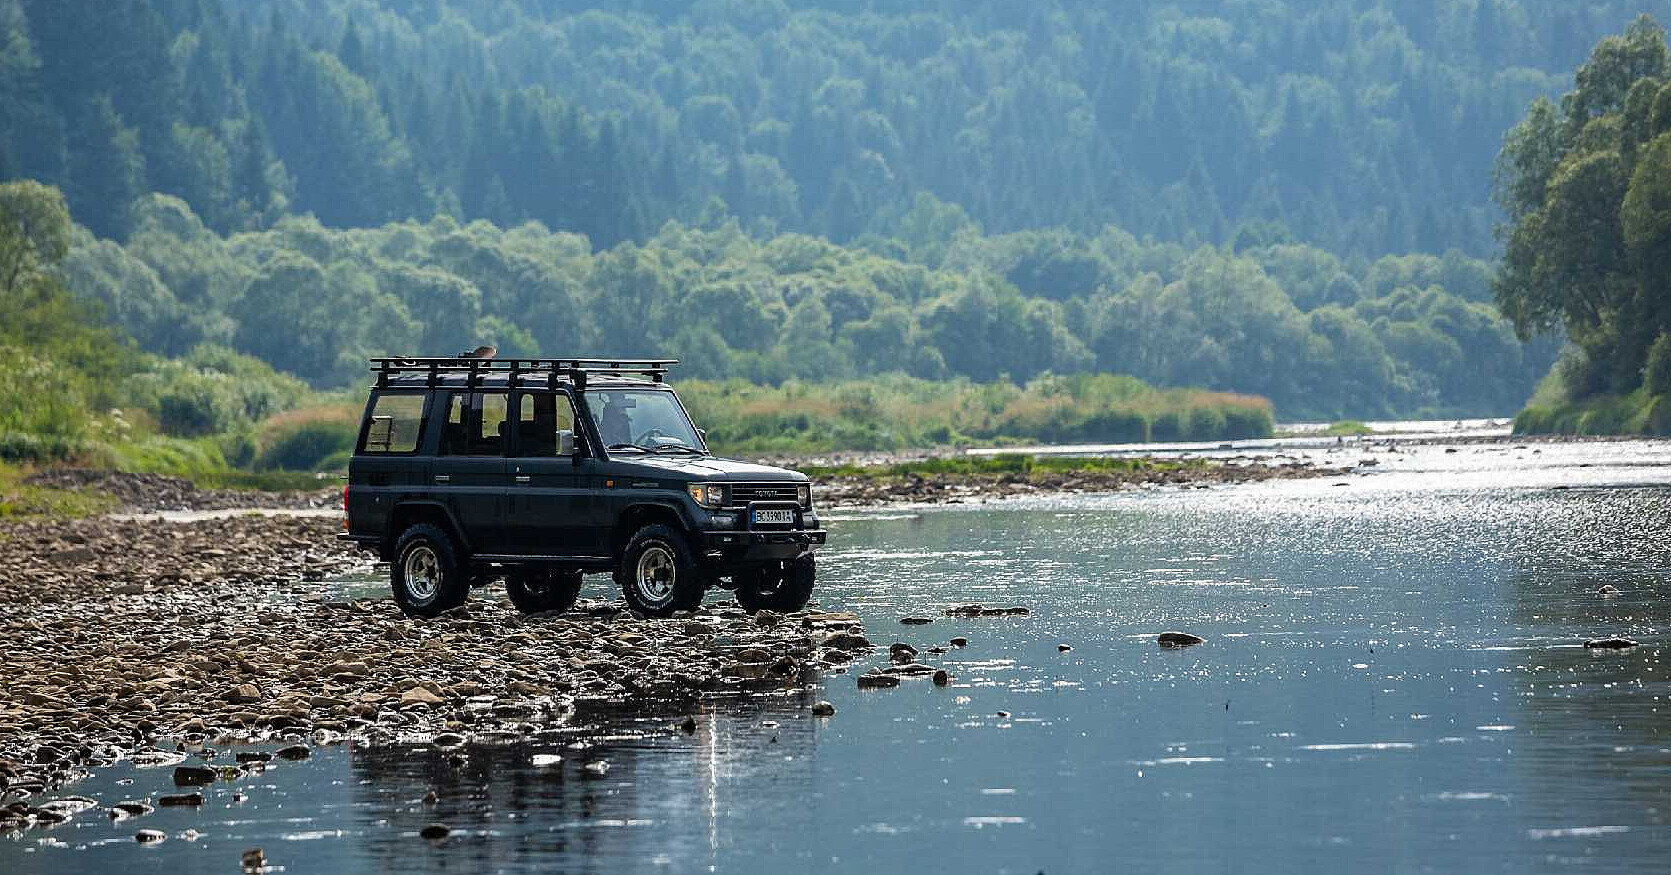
[5,438,1670,873]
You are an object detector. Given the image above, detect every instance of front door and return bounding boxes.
[435,390,512,554]
[506,391,601,556]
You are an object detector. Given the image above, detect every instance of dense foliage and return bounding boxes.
[3,0,1669,255]
[59,194,1551,420]
[1495,16,1671,433]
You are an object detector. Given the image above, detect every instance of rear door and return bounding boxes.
[435,390,512,554]
[506,391,601,556]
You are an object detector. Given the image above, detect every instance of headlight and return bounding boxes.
[687,482,725,509]
[796,483,811,507]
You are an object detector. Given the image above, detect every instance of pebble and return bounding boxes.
[949,637,968,648]
[419,823,450,840]
[241,848,267,871]
[680,717,698,733]
[134,828,167,843]
[1158,631,1205,648]
[932,670,951,686]
[900,617,933,625]
[275,745,312,761]
[1598,585,1620,596]
[810,701,836,717]
[1057,644,1072,652]
[1584,637,1639,649]
[857,673,901,689]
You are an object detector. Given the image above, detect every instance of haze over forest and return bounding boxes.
[5,0,1666,421]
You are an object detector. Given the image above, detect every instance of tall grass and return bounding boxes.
[680,373,1274,453]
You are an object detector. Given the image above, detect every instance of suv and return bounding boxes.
[340,357,825,619]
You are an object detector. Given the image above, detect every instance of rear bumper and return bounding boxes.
[697,528,825,562]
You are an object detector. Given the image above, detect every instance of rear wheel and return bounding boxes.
[392,524,469,617]
[734,555,816,613]
[616,524,709,617]
[505,568,584,614]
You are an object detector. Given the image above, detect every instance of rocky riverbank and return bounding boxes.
[0,513,873,826]
[807,456,1352,506]
[22,469,337,514]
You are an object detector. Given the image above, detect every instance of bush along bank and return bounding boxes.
[680,373,1275,455]
[1513,390,1671,437]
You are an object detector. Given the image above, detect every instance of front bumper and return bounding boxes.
[696,527,826,562]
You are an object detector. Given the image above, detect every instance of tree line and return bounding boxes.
[62,192,1552,420]
[7,0,1671,256]
[1495,15,1671,433]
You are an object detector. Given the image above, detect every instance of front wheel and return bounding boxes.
[392,524,469,618]
[615,524,709,617]
[734,555,815,613]
[505,568,584,614]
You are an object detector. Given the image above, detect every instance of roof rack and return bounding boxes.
[369,357,679,389]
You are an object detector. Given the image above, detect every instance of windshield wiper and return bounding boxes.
[652,444,704,455]
[606,443,649,453]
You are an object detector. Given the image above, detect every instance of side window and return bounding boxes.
[360,393,426,454]
[439,392,510,456]
[440,393,469,455]
[513,393,577,457]
[473,392,509,455]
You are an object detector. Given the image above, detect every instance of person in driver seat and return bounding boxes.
[597,394,635,447]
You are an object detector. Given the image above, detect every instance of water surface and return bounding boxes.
[7,440,1671,873]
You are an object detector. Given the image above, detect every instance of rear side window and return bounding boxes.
[360,393,427,454]
[440,392,510,456]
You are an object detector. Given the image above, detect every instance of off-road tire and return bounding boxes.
[616,524,709,617]
[505,568,584,614]
[391,524,469,618]
[734,555,816,613]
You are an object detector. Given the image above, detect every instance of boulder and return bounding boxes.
[1158,632,1205,648]
[857,673,900,690]
[172,765,217,786]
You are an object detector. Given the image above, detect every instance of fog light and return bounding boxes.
[709,512,738,529]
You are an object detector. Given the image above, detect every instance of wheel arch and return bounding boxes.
[611,502,690,559]
[385,500,469,559]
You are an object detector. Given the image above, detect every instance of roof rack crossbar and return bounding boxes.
[369,357,679,387]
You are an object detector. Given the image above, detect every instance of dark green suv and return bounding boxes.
[341,358,824,618]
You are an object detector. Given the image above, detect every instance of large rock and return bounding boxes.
[172,765,217,786]
[1158,631,1205,648]
[857,673,900,690]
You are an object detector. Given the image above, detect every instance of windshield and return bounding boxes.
[586,389,705,453]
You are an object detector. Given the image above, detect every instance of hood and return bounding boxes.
[610,455,807,482]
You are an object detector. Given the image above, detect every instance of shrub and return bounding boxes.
[1645,332,1671,397]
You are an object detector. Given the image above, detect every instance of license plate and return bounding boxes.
[753,509,794,525]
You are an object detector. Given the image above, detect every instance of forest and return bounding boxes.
[5,0,1664,469]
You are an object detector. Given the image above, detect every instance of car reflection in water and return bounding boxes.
[349,687,823,873]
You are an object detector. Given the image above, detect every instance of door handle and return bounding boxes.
[515,475,531,483]
[434,475,451,483]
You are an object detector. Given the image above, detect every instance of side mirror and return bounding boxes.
[697,428,707,441]
[558,429,576,456]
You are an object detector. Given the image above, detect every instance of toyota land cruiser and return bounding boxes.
[340,357,825,618]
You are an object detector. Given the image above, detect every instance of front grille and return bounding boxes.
[728,482,800,506]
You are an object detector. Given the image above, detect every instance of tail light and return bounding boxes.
[342,485,351,530]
